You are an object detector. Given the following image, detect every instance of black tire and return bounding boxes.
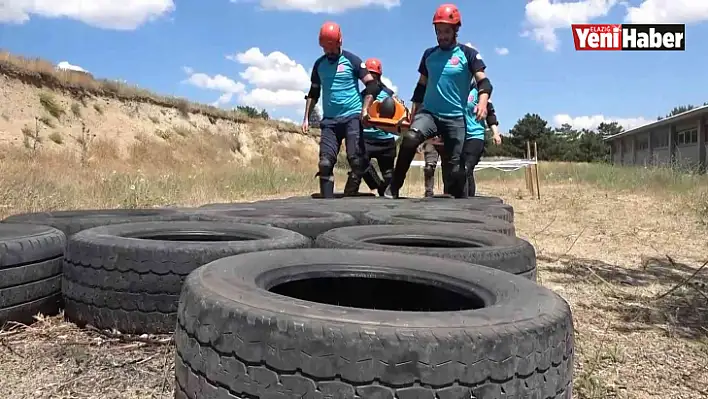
[267,198,400,223]
[406,202,514,222]
[304,192,377,199]
[362,209,516,236]
[175,248,573,399]
[1,208,200,236]
[415,195,504,204]
[62,221,311,334]
[0,224,65,326]
[194,208,357,238]
[315,224,536,278]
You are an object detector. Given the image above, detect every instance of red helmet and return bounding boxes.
[433,4,461,26]
[319,21,342,47]
[365,58,382,75]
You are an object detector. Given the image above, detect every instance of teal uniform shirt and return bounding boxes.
[311,50,367,120]
[465,87,486,140]
[417,44,486,118]
[465,86,498,141]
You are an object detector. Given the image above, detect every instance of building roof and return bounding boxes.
[604,104,708,141]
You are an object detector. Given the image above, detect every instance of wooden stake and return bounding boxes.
[533,141,541,199]
[526,141,535,197]
[524,141,531,192]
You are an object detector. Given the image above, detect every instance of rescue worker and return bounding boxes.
[384,3,492,199]
[422,79,502,197]
[460,80,502,197]
[343,58,399,197]
[302,21,381,198]
[420,138,445,197]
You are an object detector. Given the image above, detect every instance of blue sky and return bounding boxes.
[1,0,707,131]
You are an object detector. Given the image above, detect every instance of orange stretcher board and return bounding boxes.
[365,99,411,134]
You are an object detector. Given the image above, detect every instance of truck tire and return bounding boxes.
[1,208,198,236]
[413,195,503,205]
[62,221,311,334]
[0,224,65,325]
[315,224,536,279]
[194,208,357,238]
[175,248,573,399]
[405,202,514,222]
[362,209,516,236]
[267,199,399,223]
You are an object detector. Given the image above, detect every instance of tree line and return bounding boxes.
[483,103,706,162]
[238,101,706,163]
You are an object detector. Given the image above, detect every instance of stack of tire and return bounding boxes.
[0,194,573,398]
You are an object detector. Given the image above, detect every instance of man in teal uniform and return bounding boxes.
[343,58,399,196]
[461,80,501,197]
[301,21,380,198]
[421,80,501,196]
[385,3,493,198]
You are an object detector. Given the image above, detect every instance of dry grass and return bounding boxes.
[1,47,707,398]
[0,134,326,216]
[1,158,706,398]
[0,50,312,136]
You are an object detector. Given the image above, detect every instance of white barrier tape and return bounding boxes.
[410,159,537,172]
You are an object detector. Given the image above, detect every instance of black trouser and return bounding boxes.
[389,110,467,198]
[461,138,485,197]
[318,114,368,198]
[423,138,485,197]
[344,137,397,196]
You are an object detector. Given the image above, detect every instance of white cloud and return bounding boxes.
[0,0,174,30]
[553,114,651,130]
[229,47,310,91]
[494,47,509,55]
[624,0,708,24]
[279,117,296,124]
[240,88,306,108]
[183,47,362,121]
[181,67,246,94]
[244,0,400,13]
[211,93,234,107]
[522,0,618,51]
[225,47,312,111]
[380,76,397,94]
[56,61,88,73]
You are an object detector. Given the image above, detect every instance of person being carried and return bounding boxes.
[420,79,502,197]
[384,3,493,199]
[302,21,381,198]
[343,58,400,197]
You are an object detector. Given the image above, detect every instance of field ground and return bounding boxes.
[1,146,707,399]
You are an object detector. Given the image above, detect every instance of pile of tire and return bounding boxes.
[0,193,574,398]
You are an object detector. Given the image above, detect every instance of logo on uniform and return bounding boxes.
[337,64,345,72]
[450,56,459,65]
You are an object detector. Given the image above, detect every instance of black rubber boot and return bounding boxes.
[362,167,383,192]
[319,177,335,199]
[342,172,361,196]
[378,172,392,197]
[423,166,435,197]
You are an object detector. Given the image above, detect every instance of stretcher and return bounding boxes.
[365,99,410,134]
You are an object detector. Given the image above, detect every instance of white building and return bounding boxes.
[604,105,707,172]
